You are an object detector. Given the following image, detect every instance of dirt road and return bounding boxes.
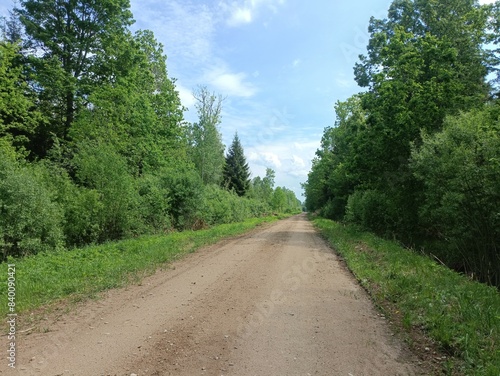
[5,214,421,375]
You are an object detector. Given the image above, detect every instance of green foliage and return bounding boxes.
[271,186,286,212]
[200,185,235,225]
[71,30,187,174]
[350,0,490,237]
[303,95,366,218]
[36,160,103,247]
[249,168,275,208]
[161,165,204,229]
[136,172,172,234]
[411,108,500,286]
[62,187,103,246]
[0,0,301,263]
[313,217,500,375]
[16,0,134,155]
[188,86,225,185]
[304,0,498,285]
[0,41,42,154]
[269,186,301,214]
[73,141,140,241]
[223,133,251,196]
[0,157,64,259]
[200,184,271,225]
[345,190,396,236]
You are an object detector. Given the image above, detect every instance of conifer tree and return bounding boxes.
[222,133,250,196]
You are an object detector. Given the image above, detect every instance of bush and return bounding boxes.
[320,198,346,220]
[411,109,500,286]
[200,185,261,225]
[137,172,172,234]
[246,198,269,217]
[73,141,141,241]
[36,161,104,247]
[0,157,64,259]
[201,185,233,225]
[161,166,203,229]
[345,189,395,235]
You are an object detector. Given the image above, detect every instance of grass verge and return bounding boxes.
[312,216,500,376]
[0,215,284,319]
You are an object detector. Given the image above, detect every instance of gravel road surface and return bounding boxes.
[4,214,421,376]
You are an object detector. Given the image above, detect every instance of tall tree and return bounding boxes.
[188,86,225,185]
[223,133,250,197]
[350,0,490,238]
[71,30,186,175]
[271,186,286,213]
[16,0,134,156]
[303,95,367,217]
[250,167,275,206]
[1,5,24,43]
[0,41,42,155]
[486,1,500,97]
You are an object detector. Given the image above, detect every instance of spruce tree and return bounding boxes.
[223,133,250,196]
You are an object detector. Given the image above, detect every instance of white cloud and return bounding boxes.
[131,1,216,64]
[247,149,282,168]
[205,67,257,97]
[293,141,320,151]
[335,73,354,88]
[244,140,316,199]
[263,152,282,168]
[292,155,305,168]
[479,0,495,4]
[246,140,317,179]
[176,83,197,109]
[227,7,253,26]
[292,59,301,68]
[221,0,286,27]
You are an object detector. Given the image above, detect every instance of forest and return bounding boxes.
[303,0,500,287]
[0,0,301,261]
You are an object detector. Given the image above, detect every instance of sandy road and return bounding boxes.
[4,214,421,376]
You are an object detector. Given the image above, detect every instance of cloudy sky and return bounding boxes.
[0,0,495,199]
[129,0,392,200]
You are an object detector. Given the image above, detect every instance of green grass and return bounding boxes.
[0,215,283,317]
[312,217,500,376]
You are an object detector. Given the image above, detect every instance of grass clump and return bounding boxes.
[313,217,500,375]
[0,216,279,317]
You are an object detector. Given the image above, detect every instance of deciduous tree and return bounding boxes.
[188,86,225,185]
[16,0,134,156]
[0,41,42,155]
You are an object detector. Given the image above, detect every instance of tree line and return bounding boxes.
[303,0,500,287]
[0,0,301,260]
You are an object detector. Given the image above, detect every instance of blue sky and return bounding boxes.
[0,0,495,199]
[128,0,395,199]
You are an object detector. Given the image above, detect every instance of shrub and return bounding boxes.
[411,109,500,286]
[137,172,172,234]
[345,189,395,235]
[161,166,203,229]
[73,141,141,241]
[200,185,233,225]
[0,158,64,259]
